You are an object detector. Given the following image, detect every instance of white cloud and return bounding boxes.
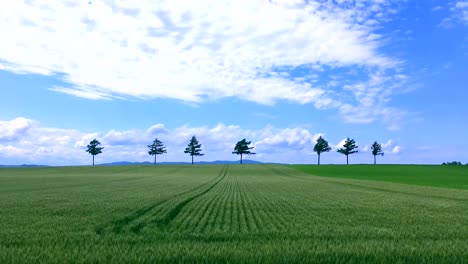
[380,140,401,155]
[334,138,349,150]
[382,140,393,148]
[440,1,468,27]
[50,87,113,100]
[0,145,26,157]
[147,124,168,135]
[0,0,406,127]
[392,146,401,154]
[0,117,411,165]
[0,117,325,165]
[75,133,101,148]
[104,130,144,146]
[0,118,36,141]
[455,1,468,22]
[255,127,321,152]
[332,138,401,156]
[339,72,409,129]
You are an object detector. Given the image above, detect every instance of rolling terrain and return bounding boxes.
[0,165,467,263]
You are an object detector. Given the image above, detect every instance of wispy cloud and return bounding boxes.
[440,1,468,27]
[455,1,468,22]
[0,0,406,127]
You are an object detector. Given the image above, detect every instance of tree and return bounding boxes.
[184,136,204,165]
[442,161,462,166]
[148,138,167,165]
[313,136,331,165]
[86,139,103,166]
[232,139,256,164]
[337,138,358,165]
[371,141,384,165]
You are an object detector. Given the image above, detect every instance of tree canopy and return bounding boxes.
[313,136,331,165]
[371,141,384,165]
[442,161,463,166]
[184,136,204,164]
[232,138,255,164]
[148,138,167,165]
[86,139,103,166]
[337,138,358,165]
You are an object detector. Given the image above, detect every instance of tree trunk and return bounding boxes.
[154,155,157,165]
[318,153,320,165]
[346,155,348,165]
[191,155,194,165]
[92,155,95,166]
[374,155,376,165]
[240,154,243,164]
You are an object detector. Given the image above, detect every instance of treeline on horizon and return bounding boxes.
[85,136,393,166]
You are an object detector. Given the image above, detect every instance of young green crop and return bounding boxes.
[0,165,467,263]
[291,164,468,189]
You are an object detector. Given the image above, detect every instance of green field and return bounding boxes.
[0,165,467,263]
[291,164,468,189]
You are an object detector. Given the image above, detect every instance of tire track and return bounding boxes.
[154,165,229,229]
[198,174,229,233]
[237,173,252,232]
[185,173,228,233]
[96,166,226,234]
[132,167,229,233]
[215,174,233,232]
[204,169,231,233]
[239,174,263,233]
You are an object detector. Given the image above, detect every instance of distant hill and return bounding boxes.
[99,160,264,166]
[199,159,263,164]
[98,161,154,166]
[0,160,272,168]
[0,164,48,168]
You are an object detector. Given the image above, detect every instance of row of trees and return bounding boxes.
[313,137,384,165]
[86,136,384,166]
[86,136,255,166]
[441,161,467,166]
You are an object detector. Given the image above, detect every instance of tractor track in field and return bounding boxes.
[95,165,229,235]
[152,165,229,229]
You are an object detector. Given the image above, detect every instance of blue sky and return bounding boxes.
[0,0,467,165]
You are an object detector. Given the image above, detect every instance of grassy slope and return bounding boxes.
[291,164,468,189]
[0,165,467,263]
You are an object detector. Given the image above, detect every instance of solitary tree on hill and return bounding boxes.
[148,138,167,165]
[184,136,204,165]
[313,136,331,165]
[337,138,358,165]
[86,139,104,166]
[232,139,256,164]
[371,141,384,165]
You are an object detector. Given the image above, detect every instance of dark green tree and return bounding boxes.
[184,136,204,165]
[313,136,331,165]
[442,161,462,166]
[371,141,384,165]
[148,138,167,165]
[337,138,358,165]
[86,139,103,166]
[232,139,256,164]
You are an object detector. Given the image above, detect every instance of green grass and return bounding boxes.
[0,165,467,263]
[291,164,468,189]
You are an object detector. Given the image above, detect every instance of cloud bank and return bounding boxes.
[0,0,406,127]
[0,117,402,166]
